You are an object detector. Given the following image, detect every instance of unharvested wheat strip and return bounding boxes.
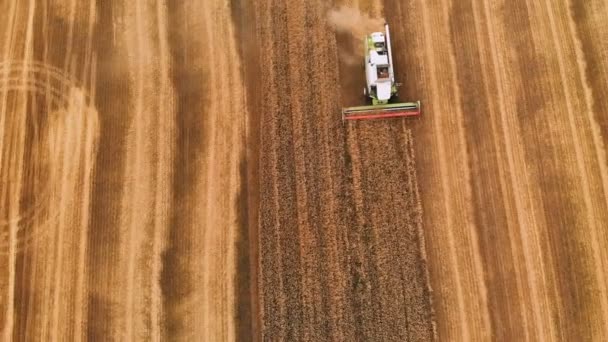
[401,120,436,339]
[344,127,368,273]
[284,2,315,340]
[545,2,608,335]
[260,0,288,337]
[312,1,348,338]
[419,1,471,339]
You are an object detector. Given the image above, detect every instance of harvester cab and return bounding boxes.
[342,23,421,121]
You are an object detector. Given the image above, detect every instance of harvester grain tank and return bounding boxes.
[342,23,421,120]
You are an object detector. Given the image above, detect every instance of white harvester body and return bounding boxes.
[342,23,421,121]
[365,32,392,102]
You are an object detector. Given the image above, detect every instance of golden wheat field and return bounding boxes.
[1,0,607,341]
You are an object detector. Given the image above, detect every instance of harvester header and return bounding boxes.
[342,23,421,121]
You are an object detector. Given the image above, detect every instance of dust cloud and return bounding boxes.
[327,6,384,64]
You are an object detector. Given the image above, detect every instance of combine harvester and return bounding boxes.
[342,23,421,121]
